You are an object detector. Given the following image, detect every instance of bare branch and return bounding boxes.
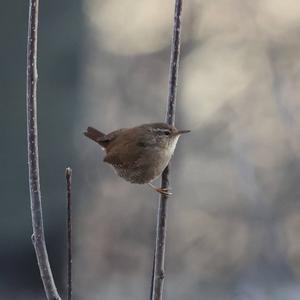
[151,1,184,299]
[65,167,73,300]
[26,0,61,299]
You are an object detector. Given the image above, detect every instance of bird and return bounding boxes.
[84,122,190,195]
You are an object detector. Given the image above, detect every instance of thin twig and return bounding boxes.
[65,167,73,300]
[26,0,61,299]
[150,247,156,300]
[151,1,183,300]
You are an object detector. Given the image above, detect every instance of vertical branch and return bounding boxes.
[26,0,61,299]
[65,167,73,300]
[151,1,183,300]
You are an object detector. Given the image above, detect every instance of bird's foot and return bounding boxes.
[148,183,172,196]
[156,187,172,196]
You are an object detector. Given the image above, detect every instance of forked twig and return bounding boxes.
[26,0,61,299]
[151,1,184,299]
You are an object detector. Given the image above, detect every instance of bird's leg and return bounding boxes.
[148,183,172,196]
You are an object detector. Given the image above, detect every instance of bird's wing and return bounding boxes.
[103,131,145,168]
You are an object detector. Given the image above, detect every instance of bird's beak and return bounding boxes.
[176,129,191,135]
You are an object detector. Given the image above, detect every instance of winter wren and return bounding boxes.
[84,122,190,195]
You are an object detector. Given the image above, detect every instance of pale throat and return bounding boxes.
[167,136,180,156]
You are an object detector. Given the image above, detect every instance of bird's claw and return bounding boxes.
[156,187,172,196]
[148,183,172,196]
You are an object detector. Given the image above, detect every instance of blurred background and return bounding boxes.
[1,0,300,299]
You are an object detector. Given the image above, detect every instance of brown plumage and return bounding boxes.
[84,123,190,194]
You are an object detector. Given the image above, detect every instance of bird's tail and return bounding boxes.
[84,127,106,147]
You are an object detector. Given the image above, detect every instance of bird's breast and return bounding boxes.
[109,136,179,184]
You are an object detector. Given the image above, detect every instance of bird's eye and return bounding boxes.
[153,128,171,135]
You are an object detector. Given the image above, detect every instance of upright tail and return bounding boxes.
[84,127,107,147]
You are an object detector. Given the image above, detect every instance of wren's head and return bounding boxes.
[142,122,190,152]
